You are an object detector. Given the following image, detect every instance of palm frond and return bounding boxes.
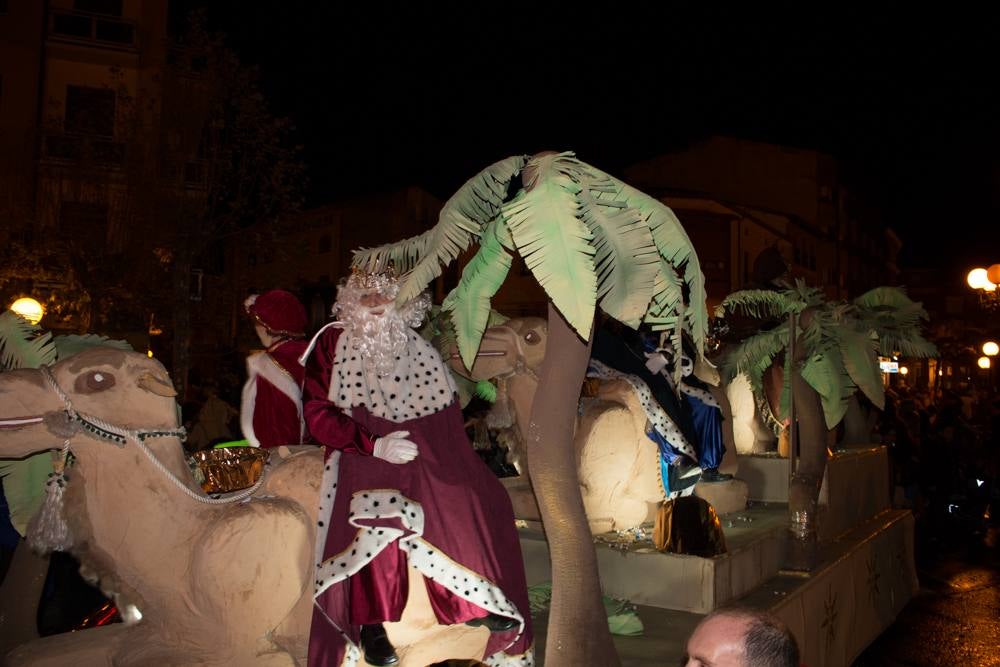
[599,176,708,357]
[501,153,597,338]
[54,334,133,358]
[721,323,790,393]
[442,219,515,369]
[0,311,57,370]
[0,455,52,536]
[576,171,659,328]
[836,327,885,409]
[718,290,793,321]
[800,349,856,429]
[352,155,528,303]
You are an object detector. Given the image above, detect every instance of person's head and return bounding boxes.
[334,266,431,375]
[244,289,307,347]
[685,608,799,667]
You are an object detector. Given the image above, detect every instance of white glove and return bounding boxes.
[373,430,419,464]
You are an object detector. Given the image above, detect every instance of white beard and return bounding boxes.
[339,304,410,377]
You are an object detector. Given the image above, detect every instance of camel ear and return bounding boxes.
[137,372,177,397]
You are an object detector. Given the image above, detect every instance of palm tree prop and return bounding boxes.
[355,152,707,665]
[716,281,936,568]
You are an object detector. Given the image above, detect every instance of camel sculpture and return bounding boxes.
[450,317,698,534]
[0,348,491,666]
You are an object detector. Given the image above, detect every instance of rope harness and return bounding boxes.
[41,366,264,505]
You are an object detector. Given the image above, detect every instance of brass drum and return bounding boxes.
[192,447,269,493]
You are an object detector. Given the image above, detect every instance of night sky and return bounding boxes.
[175,3,1000,274]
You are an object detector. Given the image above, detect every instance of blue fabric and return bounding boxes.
[645,426,682,497]
[685,393,725,470]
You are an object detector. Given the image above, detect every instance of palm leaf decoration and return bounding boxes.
[501,153,597,339]
[719,281,936,429]
[0,316,133,536]
[351,152,709,380]
[353,155,528,304]
[0,310,57,370]
[443,218,516,370]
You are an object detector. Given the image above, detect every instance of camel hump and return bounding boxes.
[190,498,312,644]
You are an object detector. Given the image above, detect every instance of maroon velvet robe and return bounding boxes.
[240,339,308,448]
[304,326,533,666]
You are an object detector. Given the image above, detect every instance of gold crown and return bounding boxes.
[347,263,399,291]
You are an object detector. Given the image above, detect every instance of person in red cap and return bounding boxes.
[240,289,310,448]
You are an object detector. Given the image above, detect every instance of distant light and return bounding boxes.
[899,366,909,375]
[968,268,990,289]
[984,341,999,357]
[978,356,991,369]
[938,369,944,376]
[948,503,959,513]
[147,349,154,358]
[9,297,45,325]
[976,479,985,488]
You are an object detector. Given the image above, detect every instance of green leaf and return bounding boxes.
[719,290,794,321]
[721,324,790,393]
[800,349,856,429]
[0,454,53,536]
[352,155,528,303]
[54,334,133,358]
[576,172,659,328]
[443,219,515,370]
[502,153,597,338]
[599,175,708,357]
[0,311,56,370]
[837,327,885,409]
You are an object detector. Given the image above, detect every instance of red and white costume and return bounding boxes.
[302,277,533,667]
[240,290,309,448]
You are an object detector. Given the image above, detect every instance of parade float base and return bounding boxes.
[737,445,891,541]
[526,508,917,667]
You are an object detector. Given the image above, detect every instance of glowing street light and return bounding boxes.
[9,297,45,325]
[978,356,991,370]
[899,366,909,376]
[984,341,999,357]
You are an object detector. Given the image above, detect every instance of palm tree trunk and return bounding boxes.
[786,365,828,571]
[527,303,620,666]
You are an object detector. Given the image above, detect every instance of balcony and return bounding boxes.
[48,9,136,50]
[41,132,126,169]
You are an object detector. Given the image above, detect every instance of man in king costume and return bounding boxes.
[301,267,533,666]
[241,289,310,448]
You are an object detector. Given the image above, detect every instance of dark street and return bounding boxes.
[855,450,1000,667]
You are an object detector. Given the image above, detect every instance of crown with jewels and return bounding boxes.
[346,262,399,292]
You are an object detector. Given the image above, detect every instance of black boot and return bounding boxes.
[465,613,518,632]
[360,623,398,666]
[701,467,734,483]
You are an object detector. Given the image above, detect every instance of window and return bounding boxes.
[74,0,122,16]
[65,85,115,136]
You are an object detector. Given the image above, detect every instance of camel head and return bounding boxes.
[449,317,548,381]
[0,347,179,460]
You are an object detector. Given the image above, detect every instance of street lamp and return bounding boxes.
[9,297,45,325]
[978,356,991,370]
[967,265,1000,309]
[984,341,999,357]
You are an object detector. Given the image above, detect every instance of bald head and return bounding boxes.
[685,608,799,667]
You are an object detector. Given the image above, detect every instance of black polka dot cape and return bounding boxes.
[302,326,534,666]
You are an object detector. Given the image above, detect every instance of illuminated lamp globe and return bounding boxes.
[10,297,45,325]
[968,268,989,289]
[899,366,909,375]
[978,356,991,370]
[984,341,999,357]
[988,264,1000,285]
